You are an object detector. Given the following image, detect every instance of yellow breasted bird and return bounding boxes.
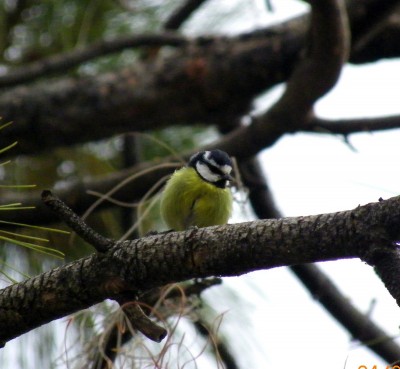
[160,150,233,231]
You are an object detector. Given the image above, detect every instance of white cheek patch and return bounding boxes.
[221,165,232,175]
[196,162,220,183]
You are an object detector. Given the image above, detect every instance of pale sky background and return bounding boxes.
[2,1,400,369]
[198,1,400,369]
[208,59,400,369]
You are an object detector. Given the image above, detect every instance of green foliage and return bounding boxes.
[2,0,116,63]
[0,0,180,69]
[0,121,70,283]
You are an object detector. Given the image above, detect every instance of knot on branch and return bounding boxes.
[349,204,397,263]
[346,200,400,306]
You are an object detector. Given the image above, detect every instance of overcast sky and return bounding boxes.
[201,1,400,368]
[1,1,400,368]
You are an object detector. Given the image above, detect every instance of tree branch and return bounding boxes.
[0,25,302,156]
[0,0,397,231]
[0,0,397,90]
[7,113,400,229]
[348,0,400,63]
[0,162,180,226]
[42,190,113,252]
[216,0,349,160]
[307,115,400,135]
[2,0,398,158]
[42,190,168,343]
[194,317,239,369]
[291,263,400,363]
[2,111,399,228]
[164,0,208,30]
[0,0,209,88]
[88,278,222,369]
[0,32,190,88]
[1,191,400,346]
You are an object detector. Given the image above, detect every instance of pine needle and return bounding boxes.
[0,230,50,243]
[0,121,13,131]
[0,160,11,166]
[0,204,36,210]
[0,260,30,280]
[0,269,18,284]
[0,235,65,258]
[0,141,18,155]
[0,220,70,234]
[0,184,37,188]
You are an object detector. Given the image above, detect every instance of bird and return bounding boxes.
[160,149,233,231]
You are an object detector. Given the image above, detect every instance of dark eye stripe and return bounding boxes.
[202,160,224,175]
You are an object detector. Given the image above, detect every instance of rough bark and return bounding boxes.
[0,0,399,157]
[0,25,302,156]
[1,194,400,346]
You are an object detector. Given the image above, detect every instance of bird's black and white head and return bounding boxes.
[189,150,233,188]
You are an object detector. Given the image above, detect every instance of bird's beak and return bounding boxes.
[222,174,234,182]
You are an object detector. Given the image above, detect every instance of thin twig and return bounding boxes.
[0,32,190,87]
[307,115,400,135]
[164,0,208,30]
[41,190,112,252]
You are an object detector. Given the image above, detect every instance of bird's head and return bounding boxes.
[189,150,233,188]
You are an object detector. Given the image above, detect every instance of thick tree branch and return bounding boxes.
[0,24,303,157]
[1,191,400,347]
[0,1,208,88]
[0,0,396,90]
[0,1,399,158]
[42,190,167,342]
[292,0,349,110]
[348,0,400,63]
[217,0,349,159]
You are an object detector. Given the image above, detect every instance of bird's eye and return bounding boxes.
[208,165,224,176]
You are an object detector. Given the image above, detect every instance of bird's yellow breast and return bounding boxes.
[160,167,233,231]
